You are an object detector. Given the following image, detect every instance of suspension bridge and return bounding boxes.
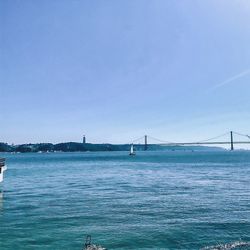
[131,131,250,151]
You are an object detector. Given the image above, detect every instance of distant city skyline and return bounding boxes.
[1,0,250,147]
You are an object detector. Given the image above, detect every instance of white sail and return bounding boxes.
[129,144,135,155]
[130,144,134,154]
[0,158,6,183]
[0,167,6,183]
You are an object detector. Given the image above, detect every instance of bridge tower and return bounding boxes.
[144,135,148,151]
[230,131,234,151]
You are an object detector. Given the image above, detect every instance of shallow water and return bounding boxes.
[0,151,250,250]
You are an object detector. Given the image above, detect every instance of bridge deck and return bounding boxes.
[159,141,250,146]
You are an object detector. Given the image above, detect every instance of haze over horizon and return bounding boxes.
[1,0,250,146]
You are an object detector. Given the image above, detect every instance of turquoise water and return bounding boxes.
[0,151,250,250]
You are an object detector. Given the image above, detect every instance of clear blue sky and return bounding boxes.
[1,0,250,145]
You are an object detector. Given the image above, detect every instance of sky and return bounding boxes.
[1,0,250,146]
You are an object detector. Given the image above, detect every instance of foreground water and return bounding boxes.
[0,151,250,250]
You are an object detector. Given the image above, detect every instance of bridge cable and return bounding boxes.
[232,131,250,141]
[195,132,230,143]
[148,132,230,145]
[129,136,145,144]
[146,135,174,144]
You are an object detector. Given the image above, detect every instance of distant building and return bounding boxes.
[83,135,86,144]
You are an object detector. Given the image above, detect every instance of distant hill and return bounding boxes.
[0,142,223,153]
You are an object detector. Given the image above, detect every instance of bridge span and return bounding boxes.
[132,131,250,151]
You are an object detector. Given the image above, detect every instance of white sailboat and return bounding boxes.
[129,144,136,156]
[0,158,7,183]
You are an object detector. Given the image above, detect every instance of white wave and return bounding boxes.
[201,241,250,250]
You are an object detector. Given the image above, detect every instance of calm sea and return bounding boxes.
[0,151,250,250]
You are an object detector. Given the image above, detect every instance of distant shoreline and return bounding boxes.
[0,142,223,153]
